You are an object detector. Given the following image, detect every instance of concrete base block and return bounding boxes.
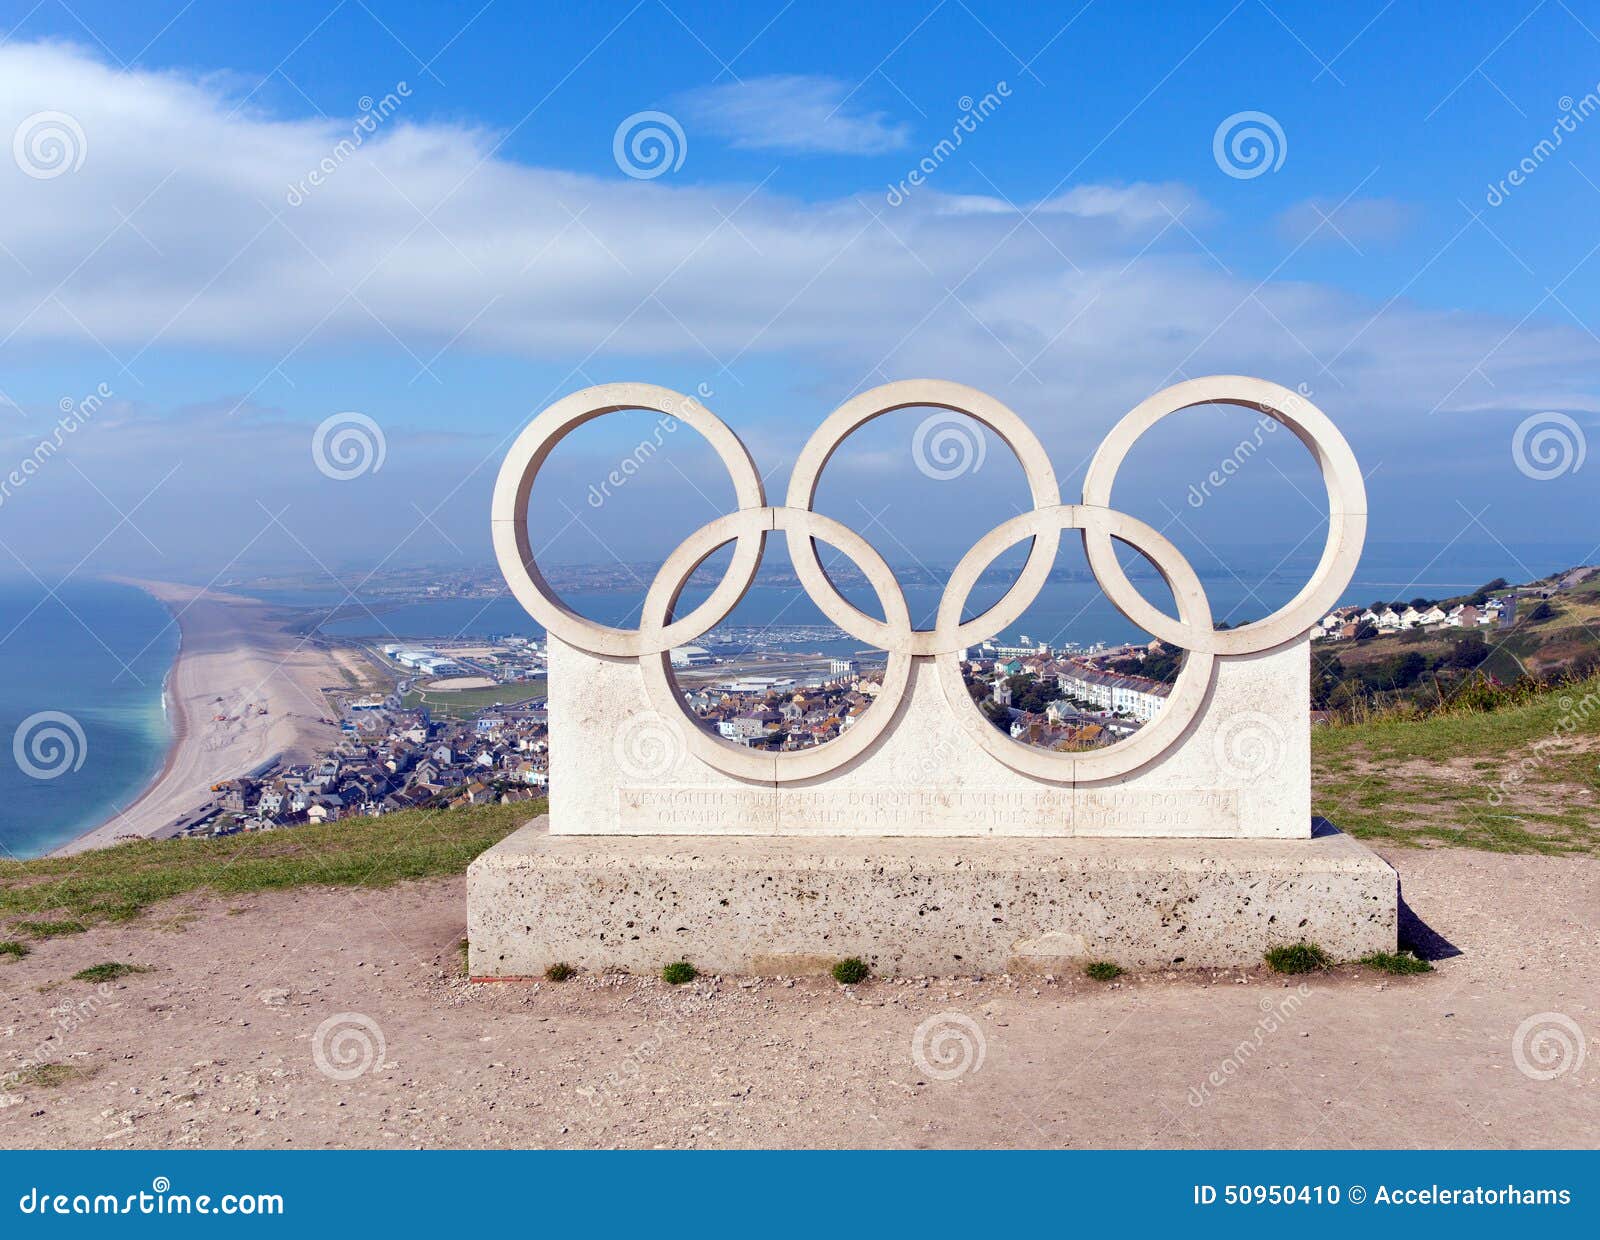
[467,817,1397,977]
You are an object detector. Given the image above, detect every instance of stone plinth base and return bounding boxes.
[466,818,1396,978]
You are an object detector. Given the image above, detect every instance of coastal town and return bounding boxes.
[108,560,1600,844]
[146,627,1183,840]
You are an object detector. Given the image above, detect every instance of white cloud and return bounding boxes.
[0,41,1597,572]
[1275,196,1414,247]
[675,73,911,154]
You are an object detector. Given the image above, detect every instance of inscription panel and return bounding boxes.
[613,786,1242,836]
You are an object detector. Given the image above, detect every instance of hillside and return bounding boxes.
[1312,671,1600,855]
[1313,569,1600,712]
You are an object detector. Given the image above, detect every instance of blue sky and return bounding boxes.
[0,0,1597,585]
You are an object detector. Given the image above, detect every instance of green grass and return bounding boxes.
[661,960,697,985]
[1,803,536,934]
[13,919,88,939]
[544,961,576,982]
[0,939,29,958]
[1313,672,1600,855]
[71,962,154,983]
[831,957,869,985]
[1265,943,1331,974]
[1358,950,1433,975]
[1084,960,1124,981]
[399,681,545,720]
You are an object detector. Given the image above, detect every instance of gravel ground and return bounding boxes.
[2,845,1596,1149]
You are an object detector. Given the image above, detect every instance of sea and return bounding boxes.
[0,538,1591,859]
[0,579,178,859]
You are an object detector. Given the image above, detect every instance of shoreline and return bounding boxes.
[53,579,352,856]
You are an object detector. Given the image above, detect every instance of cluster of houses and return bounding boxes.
[170,702,550,841]
[958,644,1171,751]
[1312,597,1512,641]
[684,673,883,750]
[1053,661,1172,723]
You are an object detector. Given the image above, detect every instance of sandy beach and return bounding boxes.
[55,580,357,855]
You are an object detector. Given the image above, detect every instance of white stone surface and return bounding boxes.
[498,377,1355,839]
[468,817,1396,976]
[549,635,1310,838]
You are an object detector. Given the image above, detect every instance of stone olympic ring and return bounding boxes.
[491,377,1365,784]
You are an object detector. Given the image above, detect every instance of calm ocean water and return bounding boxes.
[0,579,177,859]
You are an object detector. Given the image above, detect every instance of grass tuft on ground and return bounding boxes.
[831,957,869,985]
[1358,950,1433,975]
[0,939,29,958]
[1,803,537,935]
[661,960,697,985]
[1265,943,1331,974]
[7,1063,99,1089]
[1313,671,1600,855]
[71,962,154,983]
[1084,960,1124,981]
[13,919,88,939]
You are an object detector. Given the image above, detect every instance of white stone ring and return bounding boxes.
[492,378,1365,781]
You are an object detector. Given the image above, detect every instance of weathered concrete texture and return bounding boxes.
[468,818,1397,978]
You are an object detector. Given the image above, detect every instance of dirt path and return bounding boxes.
[2,846,1596,1149]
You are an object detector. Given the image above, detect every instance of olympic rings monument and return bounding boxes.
[468,377,1396,977]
